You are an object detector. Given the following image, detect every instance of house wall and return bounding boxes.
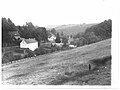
[27,42,38,51]
[48,36,56,42]
[20,40,28,48]
[20,41,38,51]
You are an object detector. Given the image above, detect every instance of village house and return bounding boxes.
[48,34,56,42]
[68,36,74,44]
[69,44,77,48]
[20,38,38,51]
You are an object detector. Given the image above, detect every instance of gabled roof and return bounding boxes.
[23,39,37,44]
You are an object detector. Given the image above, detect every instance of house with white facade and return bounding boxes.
[68,36,74,44]
[20,38,38,51]
[48,34,56,42]
[69,44,77,48]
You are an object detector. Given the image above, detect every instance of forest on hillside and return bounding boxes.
[72,19,112,46]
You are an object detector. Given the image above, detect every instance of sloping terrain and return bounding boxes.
[2,39,111,85]
[55,24,96,35]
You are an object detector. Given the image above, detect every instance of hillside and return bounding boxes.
[55,24,96,35]
[84,19,112,40]
[2,39,111,85]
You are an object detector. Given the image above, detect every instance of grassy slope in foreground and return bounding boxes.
[2,39,111,85]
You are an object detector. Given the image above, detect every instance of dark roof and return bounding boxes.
[24,39,37,44]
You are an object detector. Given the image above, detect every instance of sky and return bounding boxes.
[1,0,113,28]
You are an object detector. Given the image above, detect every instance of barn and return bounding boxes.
[20,39,38,51]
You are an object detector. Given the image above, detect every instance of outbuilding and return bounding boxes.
[20,38,38,51]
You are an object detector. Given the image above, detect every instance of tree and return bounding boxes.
[61,31,64,36]
[70,35,72,38]
[2,18,18,46]
[62,37,68,47]
[84,32,100,44]
[17,22,36,39]
[35,27,48,42]
[55,33,61,43]
[51,28,57,35]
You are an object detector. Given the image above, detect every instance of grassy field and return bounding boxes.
[2,39,111,85]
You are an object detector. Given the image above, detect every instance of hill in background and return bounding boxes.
[54,23,96,35]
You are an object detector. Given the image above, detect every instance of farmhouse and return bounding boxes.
[20,38,38,51]
[48,34,56,42]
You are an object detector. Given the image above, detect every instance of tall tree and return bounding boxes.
[51,28,57,36]
[55,33,61,43]
[33,27,48,42]
[62,36,68,46]
[2,18,18,46]
[18,22,36,39]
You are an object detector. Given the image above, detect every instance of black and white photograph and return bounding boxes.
[0,0,119,89]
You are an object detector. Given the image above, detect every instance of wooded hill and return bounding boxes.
[55,24,96,36]
[72,19,112,46]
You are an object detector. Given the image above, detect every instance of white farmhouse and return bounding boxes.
[69,44,77,48]
[20,39,38,51]
[48,35,56,42]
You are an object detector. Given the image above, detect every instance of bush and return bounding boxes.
[2,52,15,64]
[2,55,10,64]
[61,46,70,50]
[51,47,57,52]
[14,55,22,60]
[25,49,35,57]
[34,47,47,55]
[44,48,52,53]
[34,45,63,56]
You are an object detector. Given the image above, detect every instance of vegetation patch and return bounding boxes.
[48,56,111,85]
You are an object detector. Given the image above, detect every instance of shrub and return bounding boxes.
[61,46,70,50]
[51,46,59,52]
[34,47,47,55]
[14,55,22,60]
[44,48,52,53]
[2,52,15,64]
[25,49,35,57]
[2,55,10,64]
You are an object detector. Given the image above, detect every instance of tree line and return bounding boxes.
[2,18,49,47]
[72,19,112,46]
[2,18,112,48]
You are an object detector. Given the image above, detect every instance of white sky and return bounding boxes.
[1,0,113,28]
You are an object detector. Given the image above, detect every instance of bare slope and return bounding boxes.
[2,39,111,85]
